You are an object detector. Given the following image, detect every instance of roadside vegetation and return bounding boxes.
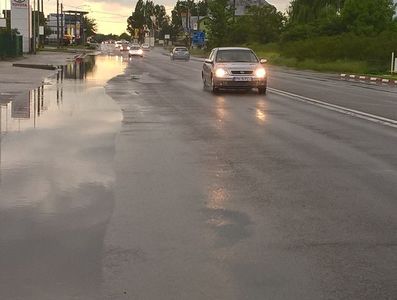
[204,0,397,74]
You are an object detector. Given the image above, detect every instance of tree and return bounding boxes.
[207,0,234,47]
[83,17,97,37]
[245,5,285,44]
[119,32,131,41]
[127,0,146,41]
[170,8,183,41]
[154,4,170,38]
[341,0,396,34]
[288,0,345,24]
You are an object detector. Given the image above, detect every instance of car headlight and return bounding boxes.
[255,68,266,78]
[215,68,227,78]
[127,46,130,50]
[138,49,143,55]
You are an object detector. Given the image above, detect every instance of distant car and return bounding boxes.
[202,47,267,94]
[142,44,150,51]
[113,41,120,48]
[170,47,190,61]
[129,46,143,57]
[120,43,130,51]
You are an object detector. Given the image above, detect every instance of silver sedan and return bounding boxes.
[202,47,267,94]
[170,47,190,61]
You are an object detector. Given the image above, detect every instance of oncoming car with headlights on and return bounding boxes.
[129,45,144,57]
[202,47,267,94]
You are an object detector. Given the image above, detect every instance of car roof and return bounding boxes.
[216,47,252,51]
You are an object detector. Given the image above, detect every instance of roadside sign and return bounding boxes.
[0,18,6,28]
[39,26,44,36]
[192,31,205,46]
[164,34,170,40]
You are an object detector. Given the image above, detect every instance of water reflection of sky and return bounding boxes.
[0,55,126,299]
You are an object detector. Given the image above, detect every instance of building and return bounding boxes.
[394,0,397,17]
[47,10,88,45]
[231,0,271,16]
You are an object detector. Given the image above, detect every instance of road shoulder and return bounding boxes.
[0,52,75,100]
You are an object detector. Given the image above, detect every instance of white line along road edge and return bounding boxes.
[268,88,397,129]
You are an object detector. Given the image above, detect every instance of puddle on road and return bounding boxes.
[0,55,126,298]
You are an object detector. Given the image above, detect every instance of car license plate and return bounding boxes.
[234,76,252,81]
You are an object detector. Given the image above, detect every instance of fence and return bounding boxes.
[0,33,23,59]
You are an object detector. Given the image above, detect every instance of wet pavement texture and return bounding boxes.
[104,50,397,300]
[0,49,396,300]
[0,55,125,299]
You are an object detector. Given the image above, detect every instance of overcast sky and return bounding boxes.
[2,0,291,34]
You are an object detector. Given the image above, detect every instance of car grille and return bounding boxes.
[231,71,253,75]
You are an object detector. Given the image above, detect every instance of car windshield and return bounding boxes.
[131,46,140,50]
[216,50,258,63]
[175,48,188,52]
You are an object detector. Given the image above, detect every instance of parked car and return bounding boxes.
[129,45,144,57]
[142,43,150,51]
[170,47,190,61]
[202,47,267,94]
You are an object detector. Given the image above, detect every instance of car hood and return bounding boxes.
[215,62,260,71]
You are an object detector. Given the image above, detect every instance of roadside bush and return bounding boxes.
[279,31,397,72]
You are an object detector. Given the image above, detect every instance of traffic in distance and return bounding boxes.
[106,42,268,95]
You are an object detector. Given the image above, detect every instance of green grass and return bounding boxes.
[242,47,369,74]
[189,48,208,58]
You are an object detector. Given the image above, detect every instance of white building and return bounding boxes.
[231,0,271,16]
[394,0,397,17]
[47,13,65,43]
[47,11,88,44]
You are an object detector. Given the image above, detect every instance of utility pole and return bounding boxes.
[32,0,36,54]
[37,0,41,48]
[40,0,44,47]
[60,2,63,46]
[233,0,236,21]
[197,1,200,31]
[56,0,60,48]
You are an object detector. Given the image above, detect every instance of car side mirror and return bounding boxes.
[204,59,213,64]
[260,58,267,64]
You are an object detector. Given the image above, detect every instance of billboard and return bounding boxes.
[11,0,31,53]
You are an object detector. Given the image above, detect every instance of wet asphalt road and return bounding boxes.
[1,50,397,299]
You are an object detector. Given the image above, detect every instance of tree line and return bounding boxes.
[205,0,397,72]
[121,0,397,71]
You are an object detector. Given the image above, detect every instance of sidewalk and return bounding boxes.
[0,51,75,99]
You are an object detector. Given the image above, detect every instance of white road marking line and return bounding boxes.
[268,88,397,129]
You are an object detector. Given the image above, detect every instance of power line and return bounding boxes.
[62,4,130,18]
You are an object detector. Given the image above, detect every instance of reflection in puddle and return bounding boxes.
[255,100,267,124]
[256,108,266,123]
[0,55,126,299]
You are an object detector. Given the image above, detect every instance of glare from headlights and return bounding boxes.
[127,46,130,50]
[138,49,143,55]
[255,68,266,78]
[215,68,227,78]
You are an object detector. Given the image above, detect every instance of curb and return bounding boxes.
[340,73,397,85]
[12,63,57,70]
